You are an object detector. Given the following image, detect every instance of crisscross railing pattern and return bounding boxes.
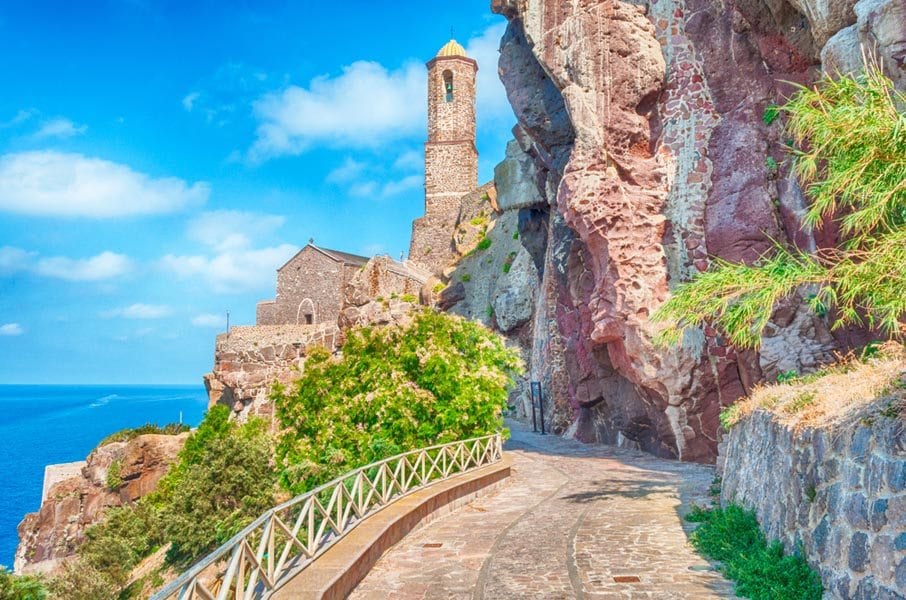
[151,433,503,600]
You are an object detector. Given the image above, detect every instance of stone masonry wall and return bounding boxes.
[423,142,479,216]
[256,300,277,325]
[721,409,905,598]
[274,248,345,326]
[204,323,339,421]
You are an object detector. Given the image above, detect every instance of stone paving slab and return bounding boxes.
[349,419,737,599]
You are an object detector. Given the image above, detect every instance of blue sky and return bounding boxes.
[0,1,515,383]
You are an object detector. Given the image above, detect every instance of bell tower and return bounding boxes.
[409,39,479,274]
[423,39,478,217]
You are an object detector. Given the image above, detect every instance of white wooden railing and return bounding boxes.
[151,433,503,600]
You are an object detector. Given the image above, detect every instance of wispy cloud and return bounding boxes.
[326,158,367,184]
[35,251,133,281]
[101,303,172,319]
[187,210,285,253]
[161,245,297,294]
[466,22,512,125]
[0,323,24,336]
[0,151,209,218]
[0,246,36,275]
[32,117,87,139]
[1,109,35,129]
[159,210,296,294]
[191,313,227,328]
[182,91,201,111]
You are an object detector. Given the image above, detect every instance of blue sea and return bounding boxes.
[0,385,208,569]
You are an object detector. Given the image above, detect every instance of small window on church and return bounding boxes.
[443,70,453,102]
[304,314,313,325]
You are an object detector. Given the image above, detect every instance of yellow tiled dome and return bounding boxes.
[436,39,468,58]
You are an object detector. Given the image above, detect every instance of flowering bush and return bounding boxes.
[274,310,522,493]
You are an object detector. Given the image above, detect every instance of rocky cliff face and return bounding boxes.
[15,433,187,575]
[487,0,905,461]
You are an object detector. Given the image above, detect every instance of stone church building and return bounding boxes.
[256,243,370,327]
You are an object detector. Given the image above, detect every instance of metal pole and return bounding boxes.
[530,381,539,433]
[226,310,230,334]
[539,385,546,435]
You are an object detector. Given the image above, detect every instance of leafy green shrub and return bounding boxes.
[150,407,276,564]
[97,423,189,448]
[686,504,822,599]
[776,370,799,383]
[655,65,905,349]
[274,310,522,493]
[763,103,781,125]
[476,237,492,251]
[0,567,46,600]
[765,156,778,174]
[105,460,123,491]
[719,404,743,430]
[400,293,417,303]
[512,231,519,240]
[432,282,446,294]
[460,274,471,282]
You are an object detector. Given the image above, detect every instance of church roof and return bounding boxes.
[318,246,370,267]
[277,243,370,271]
[436,39,468,58]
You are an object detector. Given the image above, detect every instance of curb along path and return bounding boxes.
[349,419,737,599]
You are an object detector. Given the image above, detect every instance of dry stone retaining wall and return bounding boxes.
[721,409,905,598]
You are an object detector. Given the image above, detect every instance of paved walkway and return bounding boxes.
[349,419,736,599]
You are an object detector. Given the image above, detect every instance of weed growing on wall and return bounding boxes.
[273,310,522,493]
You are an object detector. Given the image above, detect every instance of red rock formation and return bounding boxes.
[15,433,187,575]
[491,0,900,461]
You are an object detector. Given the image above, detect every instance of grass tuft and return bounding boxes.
[687,504,823,599]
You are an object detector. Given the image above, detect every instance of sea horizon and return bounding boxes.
[0,384,208,569]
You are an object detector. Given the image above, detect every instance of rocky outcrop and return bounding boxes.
[15,433,188,575]
[721,404,905,597]
[487,0,904,461]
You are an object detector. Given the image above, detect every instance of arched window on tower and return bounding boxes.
[443,70,454,102]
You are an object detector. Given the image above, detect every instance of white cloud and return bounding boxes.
[187,210,285,253]
[0,151,210,217]
[0,323,24,336]
[182,91,201,111]
[0,246,35,275]
[102,303,172,319]
[32,117,87,139]
[249,60,426,160]
[35,251,132,281]
[160,244,297,294]
[192,313,227,328]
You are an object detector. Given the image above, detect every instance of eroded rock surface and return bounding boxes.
[488,0,900,461]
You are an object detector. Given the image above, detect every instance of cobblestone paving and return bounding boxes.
[349,419,737,599]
